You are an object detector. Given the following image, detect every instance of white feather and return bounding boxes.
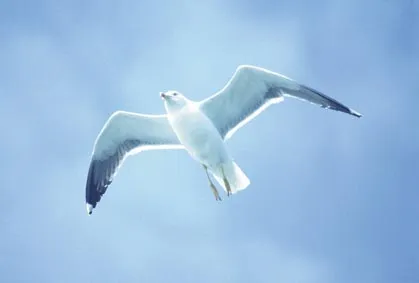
[200,65,361,140]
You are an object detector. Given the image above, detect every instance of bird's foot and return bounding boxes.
[203,163,223,201]
[221,167,232,197]
[210,183,222,201]
[223,176,232,197]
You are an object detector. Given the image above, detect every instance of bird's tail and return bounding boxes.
[213,161,250,194]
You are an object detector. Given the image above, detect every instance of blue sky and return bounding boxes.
[0,0,418,282]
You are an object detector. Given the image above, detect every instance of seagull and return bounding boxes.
[85,65,362,214]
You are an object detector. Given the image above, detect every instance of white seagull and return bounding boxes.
[85,65,362,214]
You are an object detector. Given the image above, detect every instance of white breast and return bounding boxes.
[169,103,230,167]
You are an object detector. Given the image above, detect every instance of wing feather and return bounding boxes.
[85,111,182,214]
[199,65,361,140]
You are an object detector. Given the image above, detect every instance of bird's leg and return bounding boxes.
[221,166,232,197]
[203,165,222,201]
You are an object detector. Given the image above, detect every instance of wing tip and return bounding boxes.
[85,158,110,215]
[86,203,94,215]
[298,84,362,118]
[349,109,362,118]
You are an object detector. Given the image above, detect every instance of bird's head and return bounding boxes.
[160,90,189,113]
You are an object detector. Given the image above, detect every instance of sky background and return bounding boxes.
[0,0,418,282]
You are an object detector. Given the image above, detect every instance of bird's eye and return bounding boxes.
[173,92,178,96]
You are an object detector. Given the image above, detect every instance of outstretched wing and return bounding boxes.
[199,65,362,140]
[85,111,182,214]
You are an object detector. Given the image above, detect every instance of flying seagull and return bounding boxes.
[85,65,361,214]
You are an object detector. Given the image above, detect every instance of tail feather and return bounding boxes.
[213,161,250,194]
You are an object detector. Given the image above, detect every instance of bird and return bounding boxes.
[85,65,362,214]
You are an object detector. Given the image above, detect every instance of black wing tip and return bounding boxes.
[85,185,102,211]
[300,84,362,118]
[85,159,106,215]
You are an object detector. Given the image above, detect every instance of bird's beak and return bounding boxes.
[160,92,166,99]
